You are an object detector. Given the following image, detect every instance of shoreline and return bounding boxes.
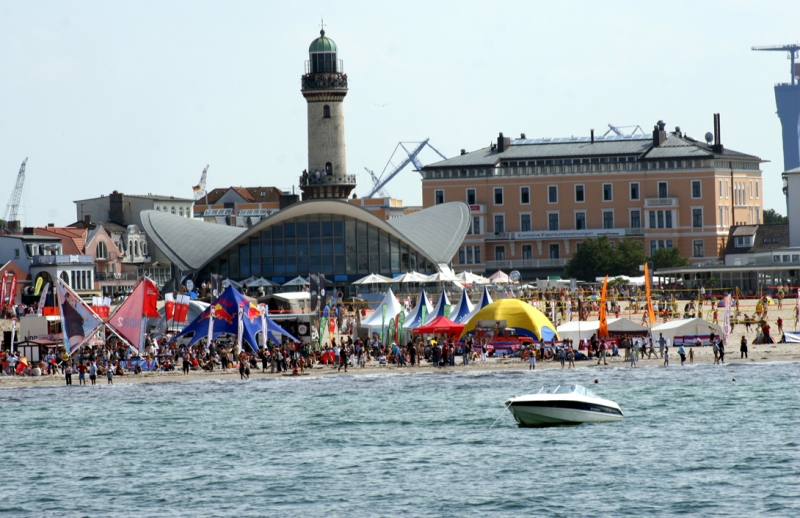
[2,343,797,389]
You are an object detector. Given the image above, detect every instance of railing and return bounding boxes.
[301,72,348,90]
[625,227,645,236]
[644,197,679,207]
[31,254,93,265]
[96,272,139,282]
[485,258,568,269]
[300,173,357,186]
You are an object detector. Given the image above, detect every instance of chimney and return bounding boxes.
[652,120,667,147]
[520,133,526,139]
[47,223,54,227]
[460,149,466,155]
[496,132,510,153]
[590,129,595,144]
[84,215,91,225]
[22,227,34,235]
[712,113,723,153]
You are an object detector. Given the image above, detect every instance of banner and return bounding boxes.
[644,263,656,324]
[309,273,319,313]
[174,294,190,323]
[91,296,111,320]
[143,278,160,318]
[8,273,17,308]
[164,292,175,320]
[34,277,44,296]
[37,283,50,317]
[723,294,732,342]
[55,280,104,354]
[319,274,328,311]
[10,318,16,353]
[106,280,148,353]
[566,299,572,322]
[0,271,7,310]
[237,305,243,353]
[598,275,609,338]
[550,300,556,326]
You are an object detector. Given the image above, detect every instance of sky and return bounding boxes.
[1,0,799,227]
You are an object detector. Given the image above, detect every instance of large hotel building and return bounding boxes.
[420,119,764,278]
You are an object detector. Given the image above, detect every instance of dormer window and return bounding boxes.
[735,236,753,247]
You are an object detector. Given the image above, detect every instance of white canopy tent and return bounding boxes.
[489,270,511,284]
[651,318,722,343]
[557,318,650,342]
[250,277,279,287]
[392,272,429,283]
[361,288,403,330]
[283,276,309,286]
[352,273,394,285]
[456,271,491,285]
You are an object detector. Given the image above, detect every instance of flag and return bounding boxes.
[10,318,17,353]
[55,280,104,354]
[174,294,190,323]
[8,273,17,308]
[143,278,160,318]
[206,307,214,351]
[91,296,111,320]
[0,271,7,309]
[192,184,202,193]
[34,277,44,296]
[309,273,319,313]
[237,305,243,353]
[319,274,328,311]
[644,263,656,324]
[550,300,557,325]
[164,292,175,320]
[566,299,573,322]
[723,294,732,342]
[106,279,149,353]
[37,283,50,317]
[598,275,609,338]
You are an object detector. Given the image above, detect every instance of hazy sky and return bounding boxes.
[1,0,798,227]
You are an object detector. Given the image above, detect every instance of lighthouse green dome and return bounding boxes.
[309,30,337,53]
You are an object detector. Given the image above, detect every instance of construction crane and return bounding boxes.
[753,44,800,85]
[192,165,208,201]
[365,139,447,198]
[4,158,27,224]
[603,124,645,137]
[364,167,390,198]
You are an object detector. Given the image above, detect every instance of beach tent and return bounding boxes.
[401,289,435,329]
[460,299,558,341]
[463,286,493,323]
[392,271,429,284]
[412,315,465,337]
[489,270,511,284]
[361,288,403,329]
[448,289,475,324]
[283,276,309,286]
[557,318,649,342]
[456,271,491,285]
[425,271,461,284]
[423,290,451,324]
[352,273,393,285]
[651,318,722,345]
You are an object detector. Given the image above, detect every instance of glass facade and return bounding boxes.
[206,214,434,283]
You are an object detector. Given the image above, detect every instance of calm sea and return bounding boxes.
[1,362,798,517]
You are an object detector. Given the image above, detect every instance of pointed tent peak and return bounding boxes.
[352,273,393,285]
[425,290,451,323]
[283,276,309,286]
[449,288,475,324]
[361,288,403,329]
[489,270,511,284]
[480,285,494,307]
[400,289,436,329]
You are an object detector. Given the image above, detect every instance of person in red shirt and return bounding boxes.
[76,362,88,385]
[777,317,783,336]
[762,322,772,344]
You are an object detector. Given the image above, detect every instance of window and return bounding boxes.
[548,185,558,204]
[603,211,614,229]
[458,249,465,264]
[755,181,759,199]
[725,179,729,198]
[466,189,476,205]
[630,210,641,228]
[472,217,481,235]
[575,184,585,202]
[474,246,481,264]
[520,214,531,232]
[630,182,640,201]
[520,187,530,204]
[719,180,723,198]
[603,183,613,201]
[494,215,505,234]
[650,241,657,256]
[649,210,673,229]
[575,212,586,230]
[691,180,701,198]
[666,211,672,228]
[548,213,559,231]
[735,236,753,247]
[494,187,503,205]
[466,247,473,264]
[522,245,532,260]
[756,207,760,224]
[692,208,703,228]
[494,246,506,260]
[323,105,330,118]
[434,190,444,205]
[549,244,560,259]
[693,240,704,258]
[96,242,107,260]
[658,182,668,198]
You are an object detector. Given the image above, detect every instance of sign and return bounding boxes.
[509,270,521,282]
[476,320,507,329]
[513,228,625,240]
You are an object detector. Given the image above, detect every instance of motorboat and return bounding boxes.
[505,384,623,427]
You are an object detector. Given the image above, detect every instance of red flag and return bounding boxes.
[0,271,7,309]
[143,279,160,318]
[7,273,17,308]
[644,263,656,324]
[174,294,190,323]
[107,280,147,351]
[598,275,609,338]
[164,292,175,320]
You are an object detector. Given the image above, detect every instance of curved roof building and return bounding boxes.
[141,200,470,290]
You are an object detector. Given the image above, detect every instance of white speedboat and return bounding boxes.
[506,385,623,427]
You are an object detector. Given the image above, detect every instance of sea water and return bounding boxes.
[1,362,798,517]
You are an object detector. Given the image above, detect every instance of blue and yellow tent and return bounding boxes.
[460,299,559,341]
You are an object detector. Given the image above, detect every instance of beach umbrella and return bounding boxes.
[488,270,511,284]
[392,272,429,283]
[283,276,309,286]
[352,273,393,285]
[460,299,558,341]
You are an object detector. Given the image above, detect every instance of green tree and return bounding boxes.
[614,238,648,276]
[650,247,689,269]
[763,208,788,225]
[564,236,617,281]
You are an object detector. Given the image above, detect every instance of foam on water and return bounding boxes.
[1,362,798,517]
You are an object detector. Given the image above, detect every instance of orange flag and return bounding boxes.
[644,263,656,324]
[598,275,609,338]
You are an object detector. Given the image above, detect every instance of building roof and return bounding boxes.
[74,193,194,203]
[309,30,337,53]
[423,132,761,169]
[388,202,471,265]
[33,227,88,254]
[724,224,790,255]
[139,210,247,271]
[202,186,284,205]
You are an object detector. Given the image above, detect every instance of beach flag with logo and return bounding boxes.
[7,273,17,308]
[91,296,112,320]
[55,280,104,354]
[174,294,191,323]
[106,279,150,353]
[164,292,175,320]
[37,283,50,317]
[644,263,656,324]
[598,275,609,338]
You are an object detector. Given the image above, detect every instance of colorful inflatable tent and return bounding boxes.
[460,299,558,341]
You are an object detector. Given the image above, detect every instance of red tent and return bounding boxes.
[412,315,465,336]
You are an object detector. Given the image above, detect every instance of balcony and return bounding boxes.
[485,258,568,270]
[644,197,679,207]
[625,227,645,236]
[301,71,348,91]
[96,272,139,282]
[300,173,357,186]
[31,254,93,266]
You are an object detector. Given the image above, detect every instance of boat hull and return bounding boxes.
[509,401,623,427]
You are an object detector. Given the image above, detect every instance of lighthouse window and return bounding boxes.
[323,105,330,118]
[325,162,332,175]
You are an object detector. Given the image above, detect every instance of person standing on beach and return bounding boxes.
[76,362,87,385]
[64,361,73,386]
[462,339,470,366]
[740,335,748,359]
[648,338,657,359]
[107,363,114,385]
[89,360,98,385]
[567,345,576,368]
[718,341,726,363]
[596,340,608,365]
[480,338,488,362]
[528,345,536,370]
[712,340,720,364]
[689,347,694,364]
[658,333,666,359]
[338,343,348,372]
[663,347,669,367]
[678,345,686,366]
[559,346,566,369]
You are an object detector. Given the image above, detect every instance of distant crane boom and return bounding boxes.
[366,139,447,198]
[753,44,800,85]
[4,158,27,223]
[364,167,389,198]
[193,165,208,201]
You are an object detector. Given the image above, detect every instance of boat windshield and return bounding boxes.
[540,385,588,395]
[584,389,598,398]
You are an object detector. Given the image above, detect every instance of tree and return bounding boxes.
[564,236,617,281]
[763,208,788,225]
[650,247,689,269]
[614,238,648,276]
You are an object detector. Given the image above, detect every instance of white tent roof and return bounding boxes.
[361,288,403,329]
[401,290,435,329]
[456,271,491,285]
[489,270,510,284]
[448,289,475,324]
[651,318,722,342]
[352,273,393,285]
[283,276,309,286]
[391,271,429,283]
[557,318,649,342]
[425,271,461,283]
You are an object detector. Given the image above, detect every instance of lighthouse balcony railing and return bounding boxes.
[300,173,357,186]
[301,71,348,90]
